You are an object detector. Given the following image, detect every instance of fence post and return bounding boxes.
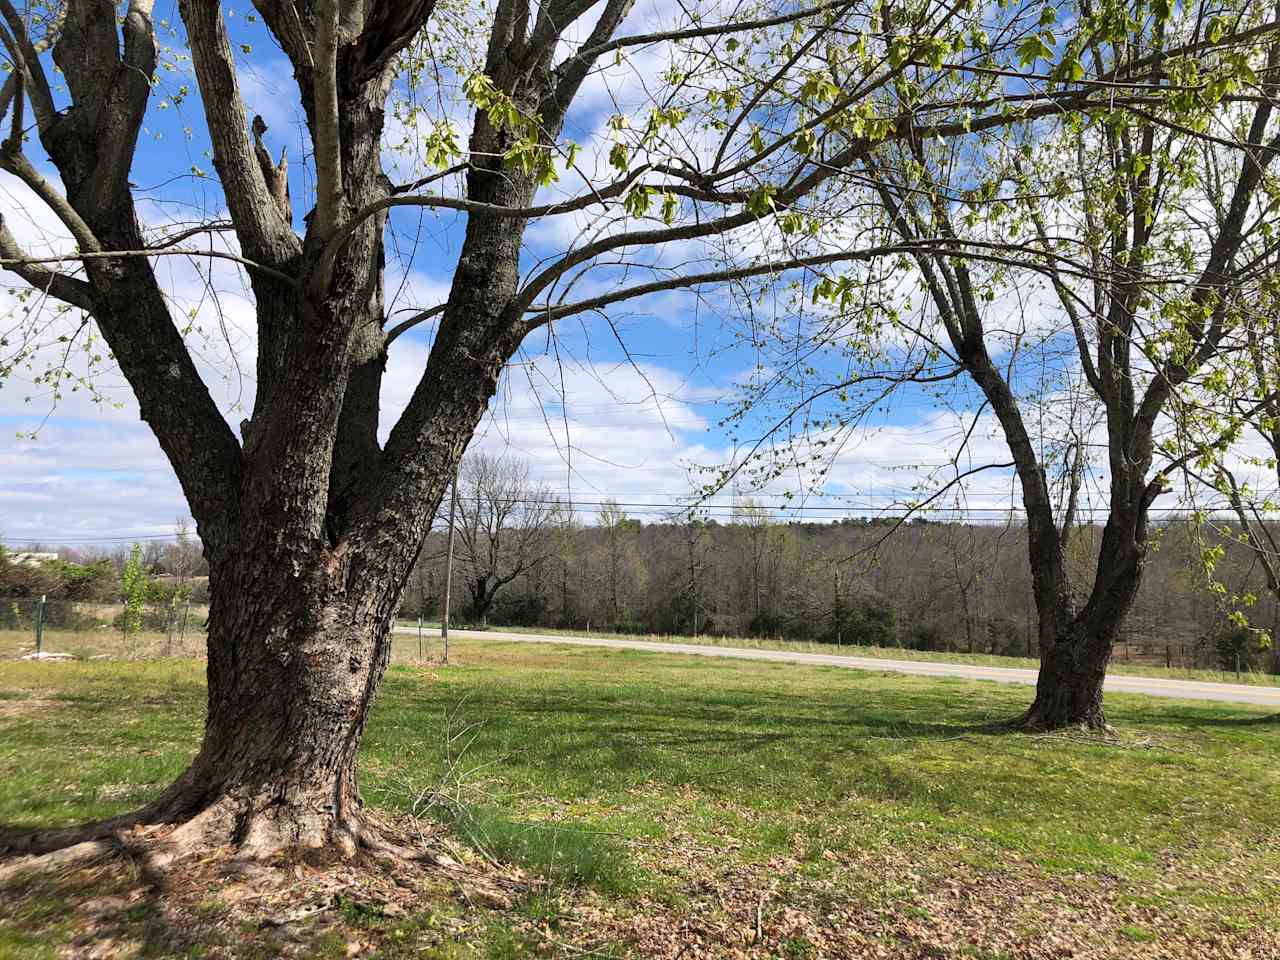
[441,470,457,666]
[34,594,45,657]
[417,615,423,661]
[1235,651,1242,681]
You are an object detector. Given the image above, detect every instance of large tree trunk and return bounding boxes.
[0,0,598,869]
[1019,522,1144,730]
[141,549,399,856]
[1020,625,1112,730]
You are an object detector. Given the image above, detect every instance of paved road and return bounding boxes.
[396,627,1280,708]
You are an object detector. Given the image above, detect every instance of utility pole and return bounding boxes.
[834,565,842,646]
[441,468,459,664]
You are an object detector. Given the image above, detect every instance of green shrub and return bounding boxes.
[830,593,896,646]
[906,622,945,651]
[1212,623,1270,672]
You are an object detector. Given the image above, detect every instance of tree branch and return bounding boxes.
[0,246,301,287]
[543,0,636,128]
[0,0,58,133]
[1015,158,1107,399]
[0,144,101,253]
[845,462,1019,564]
[511,90,1117,319]
[311,0,344,240]
[177,0,301,266]
[386,303,445,344]
[0,214,94,311]
[523,236,1100,330]
[561,0,859,76]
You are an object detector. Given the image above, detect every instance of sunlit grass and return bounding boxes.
[1,636,1277,955]
[395,619,1280,686]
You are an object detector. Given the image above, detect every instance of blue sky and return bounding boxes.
[0,1,1136,547]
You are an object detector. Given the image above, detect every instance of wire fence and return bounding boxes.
[1,596,1272,679]
[0,596,205,660]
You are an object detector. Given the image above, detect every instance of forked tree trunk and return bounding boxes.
[1019,526,1143,730]
[1020,627,1112,730]
[468,576,497,627]
[0,0,633,868]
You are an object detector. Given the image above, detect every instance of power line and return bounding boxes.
[1,500,1251,545]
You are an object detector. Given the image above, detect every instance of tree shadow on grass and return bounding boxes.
[375,686,1018,812]
[1137,709,1279,728]
[430,688,1015,743]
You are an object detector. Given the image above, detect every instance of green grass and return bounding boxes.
[1,637,1278,957]
[0,626,206,662]
[399,619,1280,687]
[434,803,636,893]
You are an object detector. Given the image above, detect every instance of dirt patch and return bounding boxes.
[0,818,534,959]
[0,697,67,719]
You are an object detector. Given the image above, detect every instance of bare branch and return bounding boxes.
[846,462,1019,564]
[329,166,650,255]
[1014,157,1107,399]
[312,0,344,240]
[0,0,58,132]
[0,144,101,253]
[0,246,300,287]
[544,0,637,127]
[148,221,236,250]
[386,304,446,344]
[561,0,859,76]
[177,0,300,266]
[523,233,1102,330]
[0,214,94,311]
[391,163,468,195]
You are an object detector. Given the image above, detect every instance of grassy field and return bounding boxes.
[9,618,1280,688]
[400,619,1280,687]
[0,626,206,662]
[1,635,1277,958]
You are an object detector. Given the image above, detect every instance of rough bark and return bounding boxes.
[138,546,405,855]
[1021,634,1110,730]
[0,2,483,863]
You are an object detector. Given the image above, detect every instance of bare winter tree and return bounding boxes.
[596,497,642,628]
[162,519,204,583]
[735,497,774,623]
[454,452,561,626]
[0,0,1225,863]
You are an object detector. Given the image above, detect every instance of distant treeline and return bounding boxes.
[5,509,1275,672]
[403,510,1280,673]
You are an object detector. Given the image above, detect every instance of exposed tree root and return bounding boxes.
[0,839,122,884]
[0,808,152,865]
[0,790,443,881]
[0,806,535,960]
[0,789,514,920]
[1012,703,1113,734]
